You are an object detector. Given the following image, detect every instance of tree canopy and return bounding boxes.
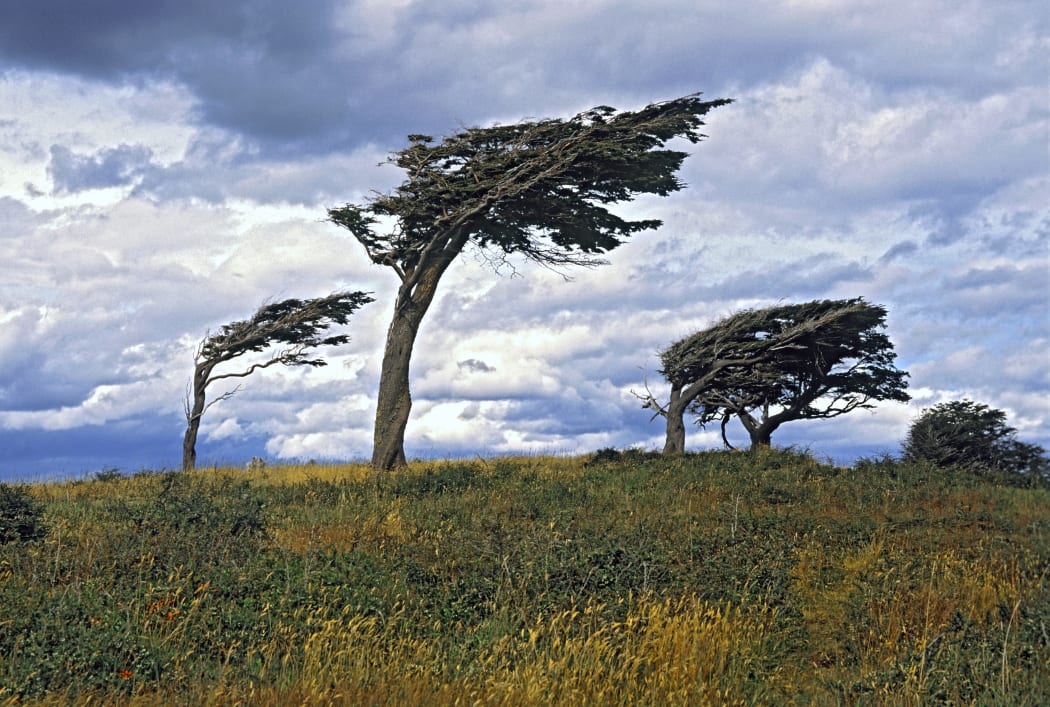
[644,298,909,453]
[182,291,374,470]
[684,298,910,448]
[903,400,1048,479]
[196,292,373,367]
[329,93,732,470]
[329,94,732,279]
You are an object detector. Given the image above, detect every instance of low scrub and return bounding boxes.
[0,450,1046,704]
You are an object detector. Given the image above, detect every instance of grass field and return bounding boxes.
[1,449,1047,704]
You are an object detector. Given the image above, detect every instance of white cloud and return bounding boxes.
[0,0,1047,477]
[208,417,245,441]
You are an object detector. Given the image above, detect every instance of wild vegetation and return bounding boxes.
[1,449,1047,704]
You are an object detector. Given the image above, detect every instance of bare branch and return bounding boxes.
[186,385,243,424]
[630,369,669,421]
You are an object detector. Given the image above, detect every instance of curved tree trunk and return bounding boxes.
[719,413,736,450]
[371,245,463,471]
[663,386,688,454]
[182,418,201,471]
[371,304,425,470]
[182,362,212,471]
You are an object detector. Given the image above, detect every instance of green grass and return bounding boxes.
[1,449,1047,704]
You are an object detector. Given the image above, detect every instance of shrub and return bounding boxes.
[0,483,48,543]
[903,400,1048,480]
[94,467,124,482]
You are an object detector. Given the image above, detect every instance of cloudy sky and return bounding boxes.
[0,0,1046,480]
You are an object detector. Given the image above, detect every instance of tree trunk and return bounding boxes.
[662,386,688,454]
[182,363,211,471]
[748,427,773,448]
[738,412,776,449]
[371,247,461,471]
[371,303,426,470]
[182,416,201,471]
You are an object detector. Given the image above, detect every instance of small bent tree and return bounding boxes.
[639,298,909,454]
[182,291,374,471]
[637,305,825,454]
[691,298,910,449]
[329,93,732,471]
[903,400,1048,479]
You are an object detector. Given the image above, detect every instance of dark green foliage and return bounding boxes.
[198,291,375,365]
[393,462,485,497]
[903,400,1049,481]
[140,472,269,540]
[586,447,625,465]
[0,483,47,543]
[329,94,732,272]
[93,467,123,482]
[688,298,909,430]
[651,298,910,451]
[0,473,277,696]
[585,447,662,466]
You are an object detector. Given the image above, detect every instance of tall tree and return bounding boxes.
[329,93,731,470]
[183,291,373,471]
[640,298,909,453]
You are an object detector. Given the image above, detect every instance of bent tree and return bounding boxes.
[329,93,731,470]
[639,298,909,454]
[183,291,373,471]
[688,298,910,449]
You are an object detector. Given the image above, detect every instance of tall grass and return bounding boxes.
[1,450,1046,704]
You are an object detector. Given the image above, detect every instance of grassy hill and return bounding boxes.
[1,449,1047,704]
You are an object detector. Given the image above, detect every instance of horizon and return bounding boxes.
[1,1,1047,481]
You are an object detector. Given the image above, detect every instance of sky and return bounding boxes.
[0,0,1047,481]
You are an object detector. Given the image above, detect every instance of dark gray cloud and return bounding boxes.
[0,1,358,152]
[458,358,496,373]
[4,0,1042,158]
[48,144,154,193]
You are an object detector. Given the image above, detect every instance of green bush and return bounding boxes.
[903,400,1048,481]
[0,483,47,543]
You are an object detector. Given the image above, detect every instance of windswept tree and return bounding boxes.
[183,291,374,471]
[639,298,909,454]
[329,93,732,470]
[690,298,910,449]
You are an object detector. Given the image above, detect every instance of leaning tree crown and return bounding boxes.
[330,93,732,471]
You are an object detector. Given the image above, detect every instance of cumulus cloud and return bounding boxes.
[0,0,1047,479]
